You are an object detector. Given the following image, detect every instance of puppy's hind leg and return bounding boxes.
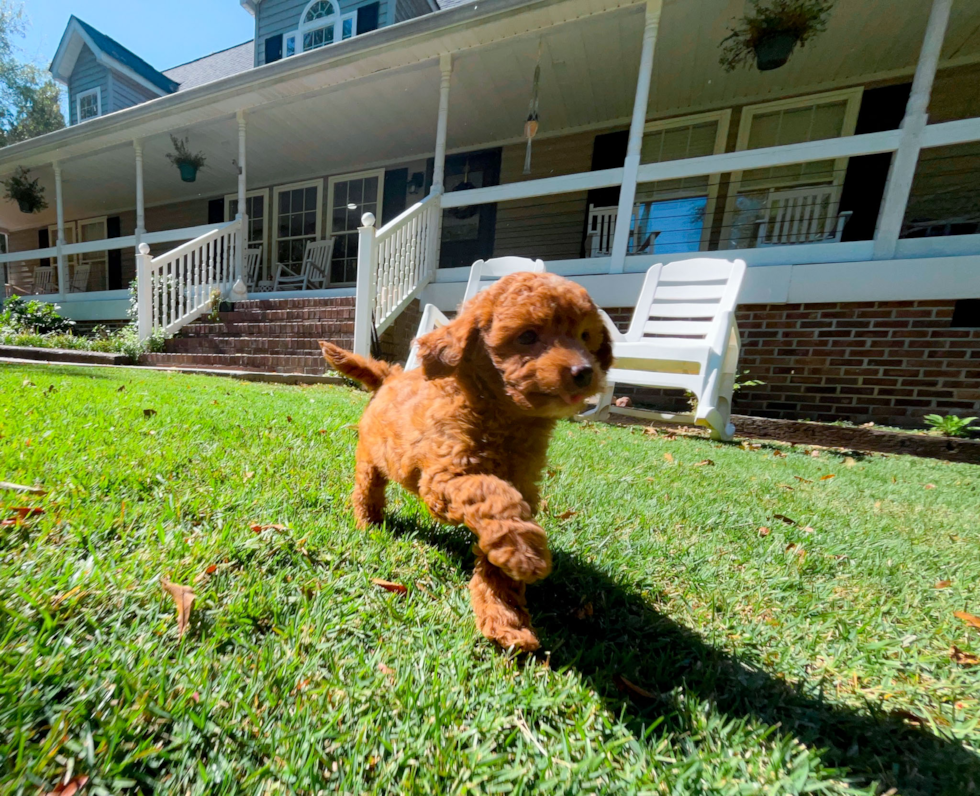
[352,454,387,529]
[469,549,540,652]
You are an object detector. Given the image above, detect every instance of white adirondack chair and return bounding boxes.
[273,238,334,291]
[69,262,90,293]
[580,258,746,441]
[33,266,54,295]
[405,256,546,371]
[755,185,852,246]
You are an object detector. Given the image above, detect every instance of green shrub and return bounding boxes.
[1,295,75,334]
[924,414,978,438]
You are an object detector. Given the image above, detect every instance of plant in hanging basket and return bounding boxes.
[719,0,834,72]
[3,167,48,214]
[165,134,207,182]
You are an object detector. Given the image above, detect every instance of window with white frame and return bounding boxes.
[273,180,322,275]
[76,88,101,123]
[284,0,357,56]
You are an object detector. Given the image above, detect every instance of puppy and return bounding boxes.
[320,272,612,651]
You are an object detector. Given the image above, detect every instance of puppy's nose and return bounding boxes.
[571,365,593,389]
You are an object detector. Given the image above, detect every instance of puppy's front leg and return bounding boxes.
[419,473,551,584]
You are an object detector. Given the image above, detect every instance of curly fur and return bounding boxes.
[320,272,612,651]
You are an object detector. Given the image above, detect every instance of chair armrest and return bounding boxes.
[598,309,626,343]
[416,304,450,339]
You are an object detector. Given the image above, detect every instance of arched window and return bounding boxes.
[286,0,357,56]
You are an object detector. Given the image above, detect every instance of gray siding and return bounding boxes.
[256,0,391,66]
[109,70,158,113]
[394,0,432,23]
[67,45,109,125]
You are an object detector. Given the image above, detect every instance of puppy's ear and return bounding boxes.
[595,320,614,373]
[415,304,485,378]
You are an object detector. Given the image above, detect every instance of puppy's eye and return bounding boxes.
[517,330,538,346]
[581,330,591,343]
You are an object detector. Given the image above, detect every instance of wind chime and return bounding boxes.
[523,42,542,175]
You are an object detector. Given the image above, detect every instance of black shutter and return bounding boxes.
[382,169,408,225]
[357,2,380,33]
[38,228,50,269]
[106,216,123,290]
[265,34,283,64]
[208,198,225,224]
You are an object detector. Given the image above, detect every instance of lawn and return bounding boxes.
[1,363,979,795]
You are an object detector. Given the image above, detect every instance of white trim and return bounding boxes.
[326,168,386,285]
[271,179,323,271]
[224,188,270,279]
[75,87,102,124]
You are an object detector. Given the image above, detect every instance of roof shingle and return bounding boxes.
[163,42,254,91]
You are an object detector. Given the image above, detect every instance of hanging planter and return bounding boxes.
[3,167,48,214]
[165,134,207,183]
[719,0,834,73]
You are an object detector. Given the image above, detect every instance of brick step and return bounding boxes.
[232,297,355,312]
[166,336,349,354]
[216,307,355,323]
[141,352,332,375]
[179,320,354,338]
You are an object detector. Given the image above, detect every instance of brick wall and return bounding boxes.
[602,300,980,428]
[378,298,422,364]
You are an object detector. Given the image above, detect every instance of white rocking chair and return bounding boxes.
[405,256,546,371]
[587,205,617,257]
[33,266,54,295]
[69,262,90,293]
[755,185,852,246]
[273,238,335,291]
[579,258,747,441]
[244,248,272,291]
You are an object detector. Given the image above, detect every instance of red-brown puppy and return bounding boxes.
[320,272,612,651]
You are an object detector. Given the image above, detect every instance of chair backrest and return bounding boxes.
[587,204,617,257]
[244,248,263,286]
[303,238,335,287]
[463,256,545,303]
[757,185,841,246]
[624,258,746,344]
[33,267,54,294]
[70,262,90,293]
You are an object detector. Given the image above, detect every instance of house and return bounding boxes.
[1,0,978,429]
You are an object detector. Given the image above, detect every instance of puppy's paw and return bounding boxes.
[469,561,540,652]
[485,523,552,584]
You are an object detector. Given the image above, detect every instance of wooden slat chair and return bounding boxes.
[273,238,334,291]
[244,248,272,291]
[405,256,546,371]
[586,205,617,257]
[69,262,90,293]
[33,266,54,295]
[755,185,852,246]
[579,258,747,441]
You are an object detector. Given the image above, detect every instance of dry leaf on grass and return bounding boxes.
[794,476,812,484]
[772,450,786,458]
[820,474,836,481]
[251,523,289,533]
[243,471,255,482]
[574,602,594,620]
[117,384,126,392]
[758,527,770,537]
[557,509,578,520]
[160,577,196,638]
[143,408,157,418]
[642,427,658,437]
[951,646,980,666]
[924,484,936,490]
[0,481,46,494]
[692,459,714,467]
[614,674,656,700]
[778,484,794,491]
[955,611,980,630]
[663,452,674,463]
[845,457,857,467]
[378,662,396,676]
[287,416,293,423]
[772,514,797,525]
[371,579,407,595]
[892,709,925,726]
[934,580,952,589]
[45,775,89,796]
[810,450,821,458]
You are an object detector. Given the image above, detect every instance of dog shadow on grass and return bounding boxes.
[387,516,980,795]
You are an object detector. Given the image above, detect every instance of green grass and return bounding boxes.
[2,364,979,795]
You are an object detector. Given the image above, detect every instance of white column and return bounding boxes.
[53,161,66,298]
[353,212,377,357]
[872,0,952,260]
[235,109,248,291]
[134,140,146,244]
[431,53,453,195]
[136,242,152,342]
[609,0,662,274]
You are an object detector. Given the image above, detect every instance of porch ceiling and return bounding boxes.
[3,0,980,235]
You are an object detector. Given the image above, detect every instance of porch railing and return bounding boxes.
[353,194,440,355]
[136,219,241,341]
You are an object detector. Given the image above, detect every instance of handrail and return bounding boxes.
[376,193,438,238]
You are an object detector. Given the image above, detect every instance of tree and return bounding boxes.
[0,1,65,147]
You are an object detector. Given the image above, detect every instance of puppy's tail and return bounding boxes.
[319,341,392,392]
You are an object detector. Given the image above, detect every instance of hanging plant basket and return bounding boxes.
[754,31,799,71]
[165,134,207,184]
[3,167,48,215]
[178,162,199,183]
[719,0,834,73]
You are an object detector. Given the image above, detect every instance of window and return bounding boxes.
[225,190,270,281]
[78,217,108,291]
[76,88,101,123]
[273,181,322,277]
[327,170,384,285]
[284,0,357,57]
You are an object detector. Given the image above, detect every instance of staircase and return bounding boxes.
[141,296,354,375]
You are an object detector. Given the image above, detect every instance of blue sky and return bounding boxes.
[17,0,255,72]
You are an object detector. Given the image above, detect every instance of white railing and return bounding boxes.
[136,219,241,341]
[353,194,440,356]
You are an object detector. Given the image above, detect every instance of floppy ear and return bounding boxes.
[595,320,614,373]
[415,308,482,378]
